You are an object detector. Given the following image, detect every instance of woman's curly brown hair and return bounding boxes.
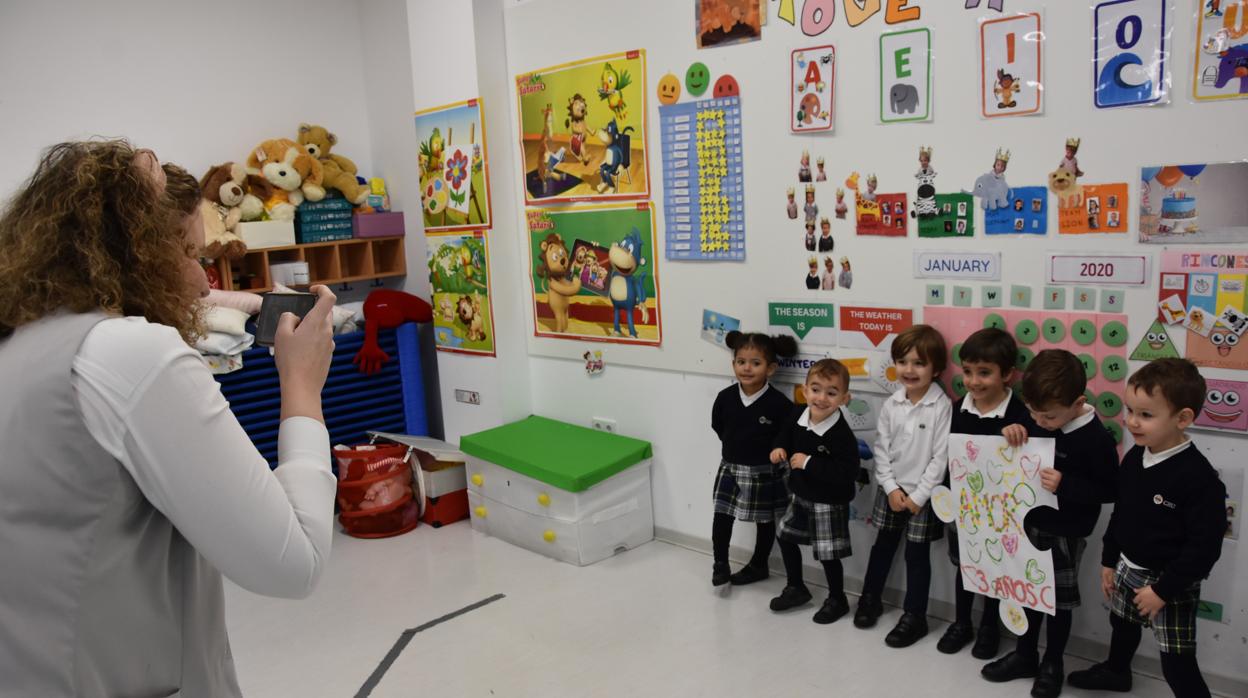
[0,140,206,342]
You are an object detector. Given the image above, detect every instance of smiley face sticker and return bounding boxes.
[685,62,710,96]
[657,72,681,105]
[713,74,740,98]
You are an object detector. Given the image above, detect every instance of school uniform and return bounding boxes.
[710,384,793,522]
[871,383,952,545]
[773,406,860,560]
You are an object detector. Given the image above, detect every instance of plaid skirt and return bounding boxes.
[1028,528,1086,610]
[777,494,852,561]
[871,487,944,544]
[1110,559,1201,655]
[712,460,789,523]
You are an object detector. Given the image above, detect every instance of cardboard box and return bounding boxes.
[354,211,406,238]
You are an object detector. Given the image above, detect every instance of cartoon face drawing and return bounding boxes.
[656,72,681,105]
[1210,328,1241,357]
[1188,327,1248,369]
[1195,380,1248,432]
[685,62,710,96]
[713,74,740,98]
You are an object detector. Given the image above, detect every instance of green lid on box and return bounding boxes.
[459,416,652,492]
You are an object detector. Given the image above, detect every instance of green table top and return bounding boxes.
[459,416,653,492]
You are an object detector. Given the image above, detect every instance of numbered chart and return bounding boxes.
[979,13,1044,118]
[1093,0,1170,108]
[659,97,746,261]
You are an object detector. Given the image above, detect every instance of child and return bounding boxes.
[816,155,828,182]
[798,150,812,182]
[854,325,951,649]
[805,257,820,290]
[710,332,799,586]
[804,184,818,223]
[804,221,816,251]
[1068,359,1227,697]
[817,217,834,252]
[938,327,1034,659]
[821,257,836,290]
[768,359,861,624]
[986,349,1119,697]
[786,187,798,220]
[835,188,848,219]
[838,257,852,289]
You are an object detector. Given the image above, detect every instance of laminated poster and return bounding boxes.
[414,99,492,231]
[1156,250,1248,370]
[792,45,836,132]
[1093,0,1172,108]
[660,96,746,260]
[1192,0,1248,102]
[1139,162,1248,244]
[979,13,1044,118]
[427,231,495,356]
[879,28,932,123]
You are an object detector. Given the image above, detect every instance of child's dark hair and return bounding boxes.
[725,331,798,365]
[1128,358,1206,416]
[890,324,948,373]
[1021,349,1086,409]
[808,358,850,389]
[960,327,1017,374]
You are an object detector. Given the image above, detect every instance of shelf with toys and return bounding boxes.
[207,236,406,294]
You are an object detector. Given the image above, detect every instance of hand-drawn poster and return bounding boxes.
[980,13,1044,118]
[1192,0,1248,102]
[792,45,835,132]
[1139,162,1248,244]
[426,231,495,356]
[527,202,661,345]
[1157,250,1248,370]
[414,99,493,231]
[515,51,649,205]
[947,435,1060,617]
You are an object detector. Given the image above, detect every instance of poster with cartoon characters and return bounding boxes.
[1157,250,1248,370]
[979,13,1044,118]
[1192,0,1248,102]
[1194,378,1248,434]
[515,51,649,204]
[527,203,661,345]
[879,28,932,123]
[414,99,493,232]
[427,231,495,356]
[792,46,835,132]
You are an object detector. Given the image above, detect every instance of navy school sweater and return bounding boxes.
[710,384,794,466]
[772,406,860,504]
[1023,412,1120,539]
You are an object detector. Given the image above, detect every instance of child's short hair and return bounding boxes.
[890,324,948,373]
[1021,349,1085,408]
[807,358,850,389]
[1128,358,1206,416]
[959,327,1017,374]
[725,331,798,366]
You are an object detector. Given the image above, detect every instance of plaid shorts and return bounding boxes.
[1110,559,1201,655]
[712,460,789,523]
[871,487,944,544]
[777,494,852,561]
[1028,528,1086,610]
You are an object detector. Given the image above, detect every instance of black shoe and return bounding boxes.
[1031,659,1064,698]
[712,562,731,587]
[885,612,929,648]
[729,563,769,586]
[971,623,1001,659]
[937,622,974,654]
[812,594,849,624]
[981,651,1039,682]
[769,584,813,612]
[853,593,884,629]
[1067,662,1132,693]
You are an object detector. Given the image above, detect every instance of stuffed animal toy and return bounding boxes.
[353,289,433,375]
[239,174,274,221]
[244,138,326,220]
[297,123,370,204]
[197,162,250,260]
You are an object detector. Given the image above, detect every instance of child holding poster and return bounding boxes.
[1068,359,1228,698]
[988,350,1119,698]
[939,328,1034,659]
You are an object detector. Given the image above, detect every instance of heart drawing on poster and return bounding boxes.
[949,457,968,481]
[985,537,1004,563]
[1012,482,1037,507]
[1020,455,1042,480]
[966,440,981,462]
[966,540,983,563]
[996,444,1017,463]
[967,471,985,493]
[1002,533,1019,557]
[1025,559,1047,585]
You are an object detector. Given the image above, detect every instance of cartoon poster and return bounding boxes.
[1192,0,1248,102]
[515,51,649,205]
[979,13,1044,118]
[1093,0,1172,108]
[414,99,492,231]
[1193,378,1248,434]
[659,95,746,260]
[880,28,932,123]
[527,203,660,345]
[697,0,763,49]
[1139,162,1248,244]
[426,231,495,356]
[791,45,836,132]
[701,308,741,348]
[1056,183,1129,234]
[940,435,1060,618]
[1157,250,1248,370]
[984,186,1048,235]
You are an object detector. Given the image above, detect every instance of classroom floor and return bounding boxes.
[226,523,1184,698]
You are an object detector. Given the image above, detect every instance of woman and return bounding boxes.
[0,141,337,697]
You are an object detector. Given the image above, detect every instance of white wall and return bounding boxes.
[0,0,375,200]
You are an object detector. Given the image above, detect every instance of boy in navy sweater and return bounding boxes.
[987,349,1119,697]
[1069,359,1227,697]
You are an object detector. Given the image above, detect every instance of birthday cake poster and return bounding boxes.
[1139,162,1248,245]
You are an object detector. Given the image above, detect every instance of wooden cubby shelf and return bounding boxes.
[212,236,406,293]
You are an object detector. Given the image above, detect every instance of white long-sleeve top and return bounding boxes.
[872,382,951,507]
[71,316,336,599]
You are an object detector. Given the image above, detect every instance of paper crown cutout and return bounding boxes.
[867,173,878,185]
[805,183,816,193]
[919,146,933,159]
[995,148,1012,163]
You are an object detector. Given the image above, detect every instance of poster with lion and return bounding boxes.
[427,231,495,356]
[414,98,492,232]
[515,51,649,205]
[527,202,661,345]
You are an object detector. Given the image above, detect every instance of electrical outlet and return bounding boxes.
[455,389,481,405]
[591,417,617,433]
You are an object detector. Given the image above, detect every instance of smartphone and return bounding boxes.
[255,292,317,347]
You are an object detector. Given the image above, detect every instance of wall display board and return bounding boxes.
[1157,250,1248,370]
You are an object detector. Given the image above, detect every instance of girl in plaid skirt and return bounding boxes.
[710,332,798,587]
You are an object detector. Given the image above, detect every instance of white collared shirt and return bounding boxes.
[739,383,770,408]
[874,383,952,506]
[960,388,1013,419]
[796,407,841,468]
[1060,403,1097,434]
[1122,438,1194,569]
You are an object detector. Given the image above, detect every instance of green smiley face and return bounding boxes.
[686,62,710,96]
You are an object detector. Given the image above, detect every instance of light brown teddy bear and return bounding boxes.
[198,162,251,260]
[297,123,370,204]
[244,138,326,220]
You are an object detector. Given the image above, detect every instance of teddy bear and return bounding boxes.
[244,138,326,220]
[197,162,251,260]
[297,123,370,204]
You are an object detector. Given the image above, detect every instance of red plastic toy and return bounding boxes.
[353,289,432,374]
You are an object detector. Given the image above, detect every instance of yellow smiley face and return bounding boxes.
[657,73,681,105]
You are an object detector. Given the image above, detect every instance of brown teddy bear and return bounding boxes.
[297,123,370,204]
[244,138,326,220]
[198,162,251,260]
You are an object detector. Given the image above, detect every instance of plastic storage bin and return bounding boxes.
[459,416,653,566]
[296,193,354,243]
[367,432,469,528]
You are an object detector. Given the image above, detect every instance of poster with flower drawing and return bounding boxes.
[414,98,493,232]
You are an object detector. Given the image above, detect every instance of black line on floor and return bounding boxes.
[355,593,506,697]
